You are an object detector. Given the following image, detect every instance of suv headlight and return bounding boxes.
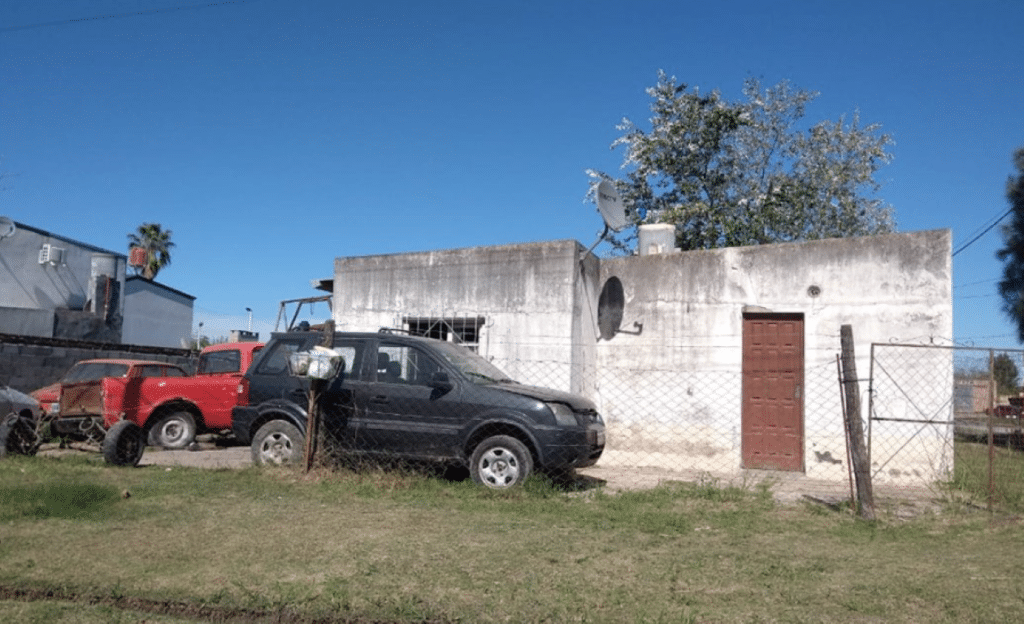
[547,402,578,426]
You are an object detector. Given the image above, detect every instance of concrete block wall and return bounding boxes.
[0,333,195,394]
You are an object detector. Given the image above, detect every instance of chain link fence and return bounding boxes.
[870,344,1024,511]
[14,330,1019,508]
[305,336,859,499]
[299,337,1009,503]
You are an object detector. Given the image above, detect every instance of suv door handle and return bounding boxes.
[371,395,389,404]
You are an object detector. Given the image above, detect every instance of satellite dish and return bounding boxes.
[0,217,16,240]
[596,180,628,232]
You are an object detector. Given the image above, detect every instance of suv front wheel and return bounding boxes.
[252,420,304,465]
[470,435,533,489]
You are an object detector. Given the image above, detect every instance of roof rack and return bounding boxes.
[377,327,414,335]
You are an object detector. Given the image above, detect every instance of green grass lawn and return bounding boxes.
[2,453,1023,623]
[952,439,1024,511]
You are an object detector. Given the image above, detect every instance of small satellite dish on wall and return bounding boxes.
[597,277,625,340]
[596,180,628,232]
[0,217,16,240]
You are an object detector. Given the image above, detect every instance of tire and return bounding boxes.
[147,411,197,450]
[251,420,304,466]
[469,435,533,489]
[0,415,39,459]
[103,420,145,467]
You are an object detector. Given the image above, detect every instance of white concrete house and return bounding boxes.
[327,229,953,489]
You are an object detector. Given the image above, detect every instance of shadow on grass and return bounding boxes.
[306,449,609,496]
[0,482,122,521]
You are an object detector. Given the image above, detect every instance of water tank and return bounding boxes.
[88,253,122,319]
[638,224,677,256]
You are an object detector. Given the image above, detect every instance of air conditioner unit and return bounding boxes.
[38,244,65,265]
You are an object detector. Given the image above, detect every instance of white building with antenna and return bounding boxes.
[323,225,953,490]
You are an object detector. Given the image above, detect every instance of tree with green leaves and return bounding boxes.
[588,73,896,252]
[996,147,1024,343]
[993,353,1020,396]
[128,223,175,280]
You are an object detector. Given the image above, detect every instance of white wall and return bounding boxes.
[596,229,953,483]
[333,240,593,393]
[328,230,954,487]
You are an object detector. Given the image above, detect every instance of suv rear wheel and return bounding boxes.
[470,435,532,489]
[252,420,304,465]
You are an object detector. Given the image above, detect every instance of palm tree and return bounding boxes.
[128,223,175,280]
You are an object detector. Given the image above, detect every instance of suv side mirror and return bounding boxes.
[430,371,454,392]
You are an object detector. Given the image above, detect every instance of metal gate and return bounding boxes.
[868,343,957,484]
[869,343,1024,488]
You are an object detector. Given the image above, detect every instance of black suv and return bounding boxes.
[232,329,605,488]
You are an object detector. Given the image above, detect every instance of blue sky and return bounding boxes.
[1,0,1021,347]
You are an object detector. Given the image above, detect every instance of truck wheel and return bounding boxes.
[0,415,39,458]
[469,435,532,489]
[252,421,304,466]
[103,420,145,467]
[147,411,196,450]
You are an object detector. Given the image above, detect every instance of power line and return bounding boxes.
[0,1,251,33]
[952,207,1013,257]
[954,277,999,289]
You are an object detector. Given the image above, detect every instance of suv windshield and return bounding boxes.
[430,341,514,385]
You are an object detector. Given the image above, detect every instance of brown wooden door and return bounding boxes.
[742,314,804,471]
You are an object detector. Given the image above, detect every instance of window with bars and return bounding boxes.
[403,316,485,351]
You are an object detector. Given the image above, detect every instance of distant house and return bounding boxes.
[324,228,954,488]
[0,218,193,347]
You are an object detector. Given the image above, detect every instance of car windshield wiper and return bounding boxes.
[465,371,502,384]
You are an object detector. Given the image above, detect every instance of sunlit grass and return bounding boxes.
[950,439,1024,511]
[2,453,1023,623]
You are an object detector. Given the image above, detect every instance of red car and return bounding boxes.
[53,342,264,464]
[31,360,187,418]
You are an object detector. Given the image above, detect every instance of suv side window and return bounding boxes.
[375,342,441,386]
[330,339,368,381]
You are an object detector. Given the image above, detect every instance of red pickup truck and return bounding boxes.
[54,342,264,462]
